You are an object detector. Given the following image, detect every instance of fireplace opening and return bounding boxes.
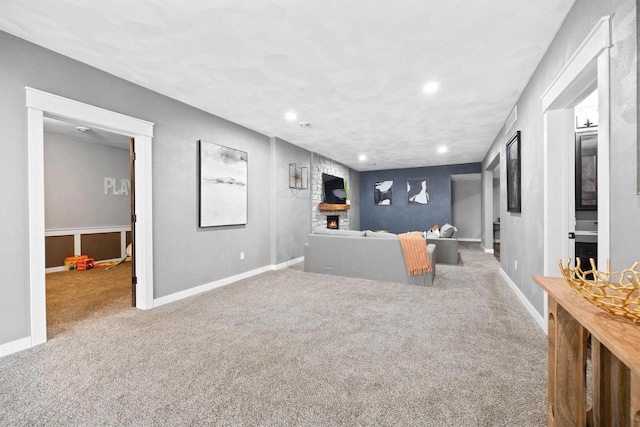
[327,215,339,230]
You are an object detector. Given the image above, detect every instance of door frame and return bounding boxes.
[541,16,611,325]
[483,152,501,254]
[26,87,155,346]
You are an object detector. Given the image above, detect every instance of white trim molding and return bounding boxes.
[273,256,304,270]
[45,226,131,237]
[154,258,305,308]
[541,16,611,112]
[499,269,545,332]
[541,16,611,277]
[154,265,273,308]
[0,337,32,358]
[26,87,155,348]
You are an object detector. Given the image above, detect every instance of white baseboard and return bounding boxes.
[273,256,304,270]
[153,257,304,308]
[0,336,31,358]
[458,238,481,242]
[499,268,545,331]
[484,248,495,254]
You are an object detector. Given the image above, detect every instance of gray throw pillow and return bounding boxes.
[440,223,455,238]
[364,230,398,238]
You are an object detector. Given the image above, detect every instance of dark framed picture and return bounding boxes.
[199,140,248,227]
[506,131,521,213]
[407,178,429,204]
[374,180,393,205]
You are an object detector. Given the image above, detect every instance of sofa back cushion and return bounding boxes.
[440,223,455,238]
[364,230,398,238]
[313,227,366,237]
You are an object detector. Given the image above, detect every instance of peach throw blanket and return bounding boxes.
[398,232,432,276]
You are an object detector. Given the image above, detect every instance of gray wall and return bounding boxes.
[44,134,130,229]
[348,168,361,230]
[451,176,481,240]
[273,138,312,265]
[481,0,637,316]
[359,163,481,234]
[0,30,311,346]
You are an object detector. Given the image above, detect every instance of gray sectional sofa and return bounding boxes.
[304,229,436,286]
[426,226,459,265]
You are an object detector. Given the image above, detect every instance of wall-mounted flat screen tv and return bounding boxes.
[322,173,347,204]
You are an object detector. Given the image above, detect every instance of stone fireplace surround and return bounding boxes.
[311,153,350,230]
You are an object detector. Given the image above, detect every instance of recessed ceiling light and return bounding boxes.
[438,146,448,154]
[298,122,311,128]
[358,154,367,161]
[76,126,90,132]
[423,81,439,95]
[285,111,297,121]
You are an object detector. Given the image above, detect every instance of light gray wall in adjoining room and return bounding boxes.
[44,134,130,229]
[0,30,307,347]
[481,0,637,318]
[273,137,311,264]
[492,179,500,223]
[451,176,481,240]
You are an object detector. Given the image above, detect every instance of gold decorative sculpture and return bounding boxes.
[558,258,640,323]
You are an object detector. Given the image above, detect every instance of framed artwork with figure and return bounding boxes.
[506,131,521,213]
[373,180,393,205]
[407,178,429,205]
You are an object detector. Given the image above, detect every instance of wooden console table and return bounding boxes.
[533,275,640,426]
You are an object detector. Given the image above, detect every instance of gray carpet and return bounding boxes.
[0,243,547,426]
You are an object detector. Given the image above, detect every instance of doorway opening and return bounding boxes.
[573,90,599,278]
[484,152,501,258]
[541,17,611,328]
[27,87,154,347]
[43,117,136,338]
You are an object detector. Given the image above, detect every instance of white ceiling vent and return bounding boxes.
[504,106,517,134]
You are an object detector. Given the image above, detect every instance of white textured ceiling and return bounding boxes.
[0,0,575,171]
[44,117,131,150]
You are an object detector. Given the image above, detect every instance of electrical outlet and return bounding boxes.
[240,252,245,260]
[515,260,518,270]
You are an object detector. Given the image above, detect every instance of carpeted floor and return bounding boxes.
[46,263,133,338]
[0,243,547,426]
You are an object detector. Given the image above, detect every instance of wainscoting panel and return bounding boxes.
[45,226,130,272]
[45,235,74,268]
[81,232,121,261]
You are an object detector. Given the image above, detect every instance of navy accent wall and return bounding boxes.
[359,163,481,233]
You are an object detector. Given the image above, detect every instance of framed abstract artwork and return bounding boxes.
[374,180,393,205]
[506,131,521,213]
[198,140,248,227]
[407,178,429,205]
